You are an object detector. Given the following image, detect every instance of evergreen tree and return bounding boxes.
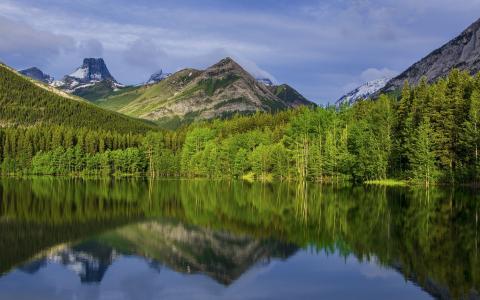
[410,118,437,186]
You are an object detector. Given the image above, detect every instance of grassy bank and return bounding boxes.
[364,179,408,187]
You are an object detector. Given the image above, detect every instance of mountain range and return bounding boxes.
[18,57,314,127]
[9,16,480,129]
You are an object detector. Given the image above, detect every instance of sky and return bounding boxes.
[0,0,479,104]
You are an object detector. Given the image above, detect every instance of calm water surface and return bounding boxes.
[0,179,478,299]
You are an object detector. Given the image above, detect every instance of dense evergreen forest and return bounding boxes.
[1,69,479,185]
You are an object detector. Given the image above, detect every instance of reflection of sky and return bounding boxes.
[0,251,431,300]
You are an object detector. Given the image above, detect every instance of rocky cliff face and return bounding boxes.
[19,67,54,84]
[383,18,480,92]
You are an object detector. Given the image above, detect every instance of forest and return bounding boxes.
[1,69,479,185]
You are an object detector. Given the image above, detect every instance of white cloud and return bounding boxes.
[229,54,278,83]
[360,67,397,82]
[78,39,104,58]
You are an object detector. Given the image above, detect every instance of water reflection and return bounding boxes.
[16,220,296,285]
[0,178,479,299]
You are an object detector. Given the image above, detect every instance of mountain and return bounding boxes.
[95,57,315,126]
[146,70,171,84]
[336,78,390,106]
[19,67,54,84]
[382,17,480,93]
[0,63,156,133]
[53,58,124,101]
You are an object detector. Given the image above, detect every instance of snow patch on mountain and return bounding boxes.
[336,78,390,106]
[69,67,89,80]
[256,78,273,86]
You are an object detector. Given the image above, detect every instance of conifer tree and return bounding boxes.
[410,118,437,187]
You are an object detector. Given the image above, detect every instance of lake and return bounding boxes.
[0,178,478,299]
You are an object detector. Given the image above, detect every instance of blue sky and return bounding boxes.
[0,0,479,104]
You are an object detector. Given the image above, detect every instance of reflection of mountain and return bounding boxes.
[20,244,115,283]
[104,220,297,284]
[18,220,297,285]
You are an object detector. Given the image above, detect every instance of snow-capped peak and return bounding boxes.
[52,58,122,93]
[336,77,391,106]
[64,58,117,83]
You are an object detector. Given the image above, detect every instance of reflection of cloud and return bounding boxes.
[352,256,395,279]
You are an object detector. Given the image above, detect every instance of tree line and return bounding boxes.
[1,69,479,185]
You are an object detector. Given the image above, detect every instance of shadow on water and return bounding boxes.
[0,178,479,299]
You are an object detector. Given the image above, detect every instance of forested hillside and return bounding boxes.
[1,69,479,185]
[0,64,157,133]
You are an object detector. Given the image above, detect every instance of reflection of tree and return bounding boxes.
[1,178,479,298]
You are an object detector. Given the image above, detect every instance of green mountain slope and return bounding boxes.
[0,64,157,133]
